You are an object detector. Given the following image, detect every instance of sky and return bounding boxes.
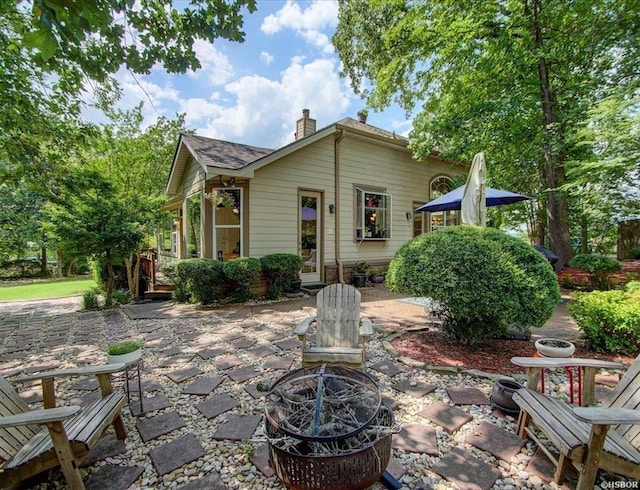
[81,0,414,150]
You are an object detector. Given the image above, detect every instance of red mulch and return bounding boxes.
[391,330,636,375]
[558,259,640,288]
[390,260,640,376]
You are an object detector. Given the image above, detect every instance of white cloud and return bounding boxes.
[261,0,338,52]
[260,51,274,65]
[187,39,234,85]
[188,57,351,147]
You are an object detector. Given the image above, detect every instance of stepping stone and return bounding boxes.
[146,339,171,348]
[166,366,204,383]
[149,433,205,477]
[126,379,162,393]
[156,346,182,357]
[211,414,261,441]
[220,331,244,342]
[386,457,407,480]
[245,345,275,359]
[273,337,300,351]
[136,411,186,442]
[370,359,404,377]
[392,379,436,397]
[157,354,195,367]
[82,434,126,467]
[262,331,287,341]
[213,355,244,370]
[129,395,172,417]
[465,422,525,461]
[418,401,473,434]
[196,394,240,420]
[177,471,228,489]
[227,366,260,383]
[182,376,224,395]
[71,378,99,391]
[262,356,293,371]
[231,337,257,349]
[431,447,501,490]
[198,347,227,360]
[245,383,267,399]
[447,387,491,406]
[392,424,438,454]
[525,447,577,482]
[250,444,275,478]
[85,464,144,490]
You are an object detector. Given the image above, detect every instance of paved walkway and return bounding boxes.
[0,287,589,490]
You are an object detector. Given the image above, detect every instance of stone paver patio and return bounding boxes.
[0,288,606,489]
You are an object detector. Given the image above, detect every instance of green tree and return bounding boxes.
[48,169,144,300]
[334,0,640,269]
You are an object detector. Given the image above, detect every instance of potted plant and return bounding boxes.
[351,261,369,287]
[534,338,575,358]
[369,268,385,284]
[107,339,143,364]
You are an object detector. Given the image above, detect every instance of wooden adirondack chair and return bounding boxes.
[294,283,373,368]
[0,364,128,490]
[512,354,640,490]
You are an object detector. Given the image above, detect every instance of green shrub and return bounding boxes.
[222,257,261,301]
[187,259,224,305]
[260,253,303,299]
[569,290,640,354]
[629,246,640,259]
[82,289,100,310]
[568,253,622,290]
[112,288,132,305]
[386,226,560,345]
[624,280,640,294]
[162,260,192,302]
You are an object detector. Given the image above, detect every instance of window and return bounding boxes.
[355,188,391,240]
[186,194,202,258]
[213,188,242,261]
[429,176,458,231]
[157,210,179,256]
[412,201,424,237]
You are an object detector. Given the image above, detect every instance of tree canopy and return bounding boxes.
[334,0,640,268]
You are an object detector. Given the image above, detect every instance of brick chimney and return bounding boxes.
[295,109,316,140]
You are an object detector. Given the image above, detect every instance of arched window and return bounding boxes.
[429,176,458,231]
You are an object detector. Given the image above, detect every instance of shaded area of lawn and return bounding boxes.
[0,278,96,301]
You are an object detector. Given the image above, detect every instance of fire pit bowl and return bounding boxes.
[265,365,395,490]
[266,403,394,490]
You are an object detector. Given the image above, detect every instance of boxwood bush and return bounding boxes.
[163,259,224,304]
[569,285,640,354]
[568,253,621,290]
[222,257,261,301]
[386,226,560,345]
[260,253,303,299]
[162,260,192,302]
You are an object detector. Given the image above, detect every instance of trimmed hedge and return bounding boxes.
[386,226,560,345]
[569,286,640,354]
[222,257,261,301]
[163,259,224,304]
[260,253,303,299]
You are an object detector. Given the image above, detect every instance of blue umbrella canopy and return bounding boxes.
[416,185,530,213]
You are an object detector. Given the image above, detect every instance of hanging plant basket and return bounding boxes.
[534,338,575,358]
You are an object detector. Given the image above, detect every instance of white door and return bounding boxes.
[299,191,321,283]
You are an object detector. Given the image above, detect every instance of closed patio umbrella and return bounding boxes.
[461,152,487,226]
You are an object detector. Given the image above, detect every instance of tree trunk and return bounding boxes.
[57,249,64,277]
[40,246,48,277]
[531,0,572,270]
[133,250,141,299]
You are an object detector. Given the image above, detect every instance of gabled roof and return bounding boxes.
[166,117,414,196]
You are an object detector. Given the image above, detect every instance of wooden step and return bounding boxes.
[144,290,173,300]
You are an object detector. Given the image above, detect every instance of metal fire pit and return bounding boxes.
[264,365,394,490]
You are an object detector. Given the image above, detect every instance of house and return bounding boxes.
[160,110,466,286]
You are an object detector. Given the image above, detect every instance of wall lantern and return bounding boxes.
[329,204,335,214]
[406,211,412,220]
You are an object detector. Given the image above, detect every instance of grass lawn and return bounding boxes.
[0,279,97,301]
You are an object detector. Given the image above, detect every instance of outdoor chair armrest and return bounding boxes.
[0,406,82,429]
[510,357,623,369]
[359,318,373,341]
[573,406,640,426]
[13,363,127,383]
[294,316,316,340]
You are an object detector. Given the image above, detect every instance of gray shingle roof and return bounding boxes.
[182,134,274,170]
